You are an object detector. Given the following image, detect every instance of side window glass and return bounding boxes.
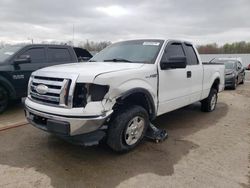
[48,48,72,63]
[21,48,46,63]
[184,44,199,65]
[161,43,185,62]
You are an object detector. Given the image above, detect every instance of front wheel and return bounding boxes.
[201,88,218,112]
[107,105,149,152]
[239,76,245,85]
[0,86,9,114]
[232,78,238,90]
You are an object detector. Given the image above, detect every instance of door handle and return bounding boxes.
[187,71,192,78]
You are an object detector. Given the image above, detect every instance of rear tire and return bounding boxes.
[107,105,149,152]
[0,86,9,114]
[201,88,218,112]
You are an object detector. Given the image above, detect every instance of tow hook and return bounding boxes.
[145,123,168,143]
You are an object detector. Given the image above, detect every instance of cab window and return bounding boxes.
[184,44,199,65]
[48,48,72,63]
[161,43,185,62]
[21,48,46,63]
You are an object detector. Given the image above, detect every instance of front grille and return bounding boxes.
[30,76,71,107]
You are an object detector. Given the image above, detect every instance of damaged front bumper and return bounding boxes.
[25,99,113,138]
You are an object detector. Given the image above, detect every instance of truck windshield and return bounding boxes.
[90,40,164,64]
[0,45,23,63]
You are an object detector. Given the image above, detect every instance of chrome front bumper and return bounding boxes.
[25,105,112,136]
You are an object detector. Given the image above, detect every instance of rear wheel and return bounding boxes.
[201,88,218,112]
[107,105,149,152]
[0,86,9,114]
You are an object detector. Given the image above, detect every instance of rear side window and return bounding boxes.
[48,48,72,63]
[21,48,46,63]
[161,43,185,62]
[185,44,199,65]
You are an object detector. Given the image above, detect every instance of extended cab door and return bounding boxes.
[157,42,192,115]
[183,43,203,103]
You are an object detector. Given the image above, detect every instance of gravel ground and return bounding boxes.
[0,83,249,188]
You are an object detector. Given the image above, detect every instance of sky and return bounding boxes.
[0,0,249,46]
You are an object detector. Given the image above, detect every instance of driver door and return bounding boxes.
[12,47,47,98]
[157,42,192,115]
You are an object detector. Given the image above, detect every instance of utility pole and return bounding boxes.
[28,38,33,44]
[72,24,75,46]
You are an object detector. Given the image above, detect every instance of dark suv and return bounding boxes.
[0,44,92,113]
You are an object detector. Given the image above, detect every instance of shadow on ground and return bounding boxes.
[0,102,228,187]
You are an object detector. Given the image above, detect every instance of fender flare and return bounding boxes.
[211,77,220,91]
[117,88,156,120]
[0,76,16,99]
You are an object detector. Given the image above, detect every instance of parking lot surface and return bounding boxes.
[0,80,250,187]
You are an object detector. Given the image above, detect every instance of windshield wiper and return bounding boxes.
[103,58,131,62]
[88,59,97,62]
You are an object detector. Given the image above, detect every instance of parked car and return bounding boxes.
[246,64,250,70]
[25,39,225,152]
[0,44,92,113]
[211,58,245,89]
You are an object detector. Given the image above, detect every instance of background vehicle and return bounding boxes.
[246,64,250,70]
[25,39,225,152]
[211,58,245,89]
[0,44,92,113]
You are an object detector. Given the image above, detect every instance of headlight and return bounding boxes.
[73,83,109,108]
[27,76,33,98]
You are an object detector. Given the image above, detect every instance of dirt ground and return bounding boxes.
[0,81,249,187]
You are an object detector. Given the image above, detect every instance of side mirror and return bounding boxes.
[14,55,31,64]
[161,56,187,69]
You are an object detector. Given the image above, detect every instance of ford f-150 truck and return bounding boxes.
[25,39,225,152]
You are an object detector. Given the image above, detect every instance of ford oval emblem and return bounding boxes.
[36,84,48,95]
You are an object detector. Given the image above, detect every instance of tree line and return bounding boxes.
[0,40,112,52]
[197,41,250,54]
[2,40,250,54]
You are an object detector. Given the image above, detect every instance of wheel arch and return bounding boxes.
[114,88,156,120]
[0,76,16,99]
[211,77,220,92]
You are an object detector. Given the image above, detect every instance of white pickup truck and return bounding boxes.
[25,39,225,152]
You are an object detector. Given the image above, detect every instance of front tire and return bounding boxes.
[239,76,245,85]
[201,88,218,112]
[107,105,149,152]
[232,78,237,90]
[0,86,9,114]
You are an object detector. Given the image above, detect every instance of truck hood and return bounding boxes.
[36,62,144,82]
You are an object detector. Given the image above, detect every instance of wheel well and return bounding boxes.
[0,83,8,94]
[212,78,220,91]
[0,77,16,99]
[114,92,156,120]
